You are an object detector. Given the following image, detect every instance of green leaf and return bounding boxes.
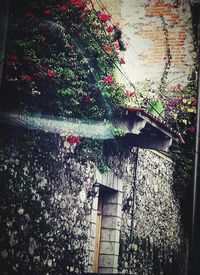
[146,99,164,118]
[57,88,74,95]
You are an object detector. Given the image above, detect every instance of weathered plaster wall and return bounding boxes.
[0,125,95,274]
[100,0,195,84]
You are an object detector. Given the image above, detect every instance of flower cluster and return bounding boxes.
[124,80,163,117]
[103,75,113,83]
[70,0,84,8]
[165,84,197,134]
[3,0,126,120]
[66,135,81,145]
[98,13,110,23]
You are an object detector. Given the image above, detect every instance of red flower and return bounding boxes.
[60,5,68,11]
[66,135,81,145]
[47,70,57,77]
[70,0,84,8]
[103,75,113,83]
[120,57,125,64]
[21,74,31,82]
[107,25,114,32]
[98,13,110,23]
[43,9,52,14]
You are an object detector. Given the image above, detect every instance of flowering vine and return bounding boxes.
[2,0,126,121]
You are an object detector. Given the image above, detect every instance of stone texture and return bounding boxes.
[0,125,95,274]
[0,125,187,274]
[106,147,186,274]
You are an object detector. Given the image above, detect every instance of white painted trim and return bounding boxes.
[150,149,174,163]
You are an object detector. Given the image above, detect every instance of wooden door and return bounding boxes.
[93,196,103,273]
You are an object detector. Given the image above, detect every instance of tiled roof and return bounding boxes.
[126,107,184,143]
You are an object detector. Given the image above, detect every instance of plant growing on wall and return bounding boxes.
[2,0,126,120]
[165,80,197,231]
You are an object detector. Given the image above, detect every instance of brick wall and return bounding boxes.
[99,0,195,84]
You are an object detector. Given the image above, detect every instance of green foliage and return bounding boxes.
[167,81,196,209]
[146,99,164,117]
[57,88,74,95]
[125,79,165,118]
[98,163,109,174]
[3,0,126,120]
[112,128,127,137]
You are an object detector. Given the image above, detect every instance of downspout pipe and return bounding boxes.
[190,5,200,274]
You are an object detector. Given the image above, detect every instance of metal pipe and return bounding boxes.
[128,147,139,274]
[190,5,200,273]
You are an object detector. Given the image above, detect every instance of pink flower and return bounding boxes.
[124,90,135,97]
[107,25,114,32]
[97,13,110,23]
[103,75,113,83]
[47,70,57,77]
[43,9,52,14]
[120,57,125,64]
[21,74,31,82]
[192,100,197,107]
[187,126,196,133]
[60,5,68,11]
[173,84,182,92]
[170,98,179,107]
[67,135,81,145]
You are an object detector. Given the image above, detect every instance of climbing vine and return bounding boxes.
[167,80,197,193]
[2,0,126,120]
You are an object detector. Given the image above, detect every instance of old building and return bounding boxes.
[0,0,197,274]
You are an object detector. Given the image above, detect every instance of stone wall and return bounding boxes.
[0,124,186,274]
[0,125,96,274]
[105,145,186,274]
